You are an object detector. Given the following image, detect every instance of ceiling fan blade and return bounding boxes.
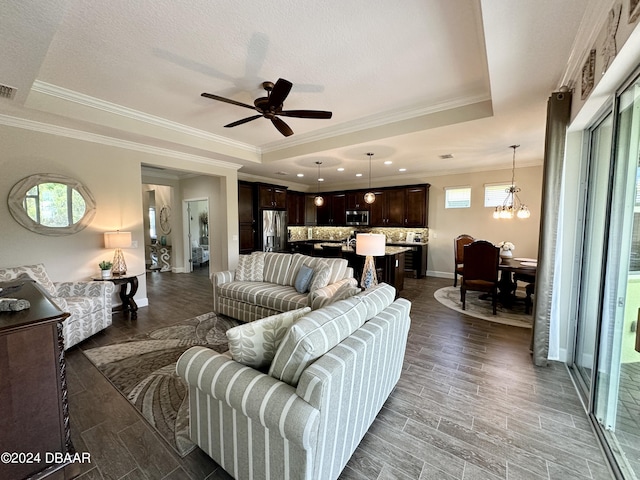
[271,116,294,137]
[268,78,292,108]
[224,115,263,128]
[280,110,332,119]
[201,92,256,110]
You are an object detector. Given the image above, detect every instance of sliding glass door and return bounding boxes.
[592,78,640,479]
[573,113,613,394]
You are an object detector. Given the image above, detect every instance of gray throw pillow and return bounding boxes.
[294,264,314,293]
[309,261,331,292]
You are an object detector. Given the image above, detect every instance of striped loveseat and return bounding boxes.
[177,283,411,480]
[212,252,358,322]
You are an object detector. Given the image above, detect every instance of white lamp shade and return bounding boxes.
[356,233,386,256]
[104,231,132,249]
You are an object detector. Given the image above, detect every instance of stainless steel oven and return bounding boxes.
[345,210,369,226]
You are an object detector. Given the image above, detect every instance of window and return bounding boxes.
[484,183,511,207]
[445,186,471,209]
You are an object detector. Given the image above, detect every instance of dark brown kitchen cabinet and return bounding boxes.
[317,193,346,225]
[304,194,317,226]
[238,181,256,253]
[369,185,429,227]
[346,191,370,211]
[286,191,305,226]
[405,185,429,227]
[370,188,405,226]
[258,184,287,209]
[0,280,79,480]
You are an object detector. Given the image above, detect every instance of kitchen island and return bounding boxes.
[311,242,411,291]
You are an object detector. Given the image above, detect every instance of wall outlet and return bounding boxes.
[131,240,138,248]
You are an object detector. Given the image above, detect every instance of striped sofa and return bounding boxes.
[177,283,411,480]
[212,252,358,322]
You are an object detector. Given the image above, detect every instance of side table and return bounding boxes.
[93,273,141,319]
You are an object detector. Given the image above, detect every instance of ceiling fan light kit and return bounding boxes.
[364,152,376,204]
[492,145,530,220]
[201,78,332,137]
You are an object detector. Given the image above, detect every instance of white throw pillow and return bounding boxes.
[234,252,265,281]
[226,307,311,369]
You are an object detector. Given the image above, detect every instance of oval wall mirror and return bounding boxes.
[8,173,97,236]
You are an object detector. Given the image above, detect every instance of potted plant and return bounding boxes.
[99,260,113,278]
[497,241,515,260]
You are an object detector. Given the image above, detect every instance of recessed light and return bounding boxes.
[337,167,345,172]
[296,173,304,177]
[439,154,454,159]
[319,178,324,182]
[399,168,407,172]
[356,173,363,177]
[384,161,392,165]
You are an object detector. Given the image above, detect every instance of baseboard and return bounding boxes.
[136,297,149,308]
[427,270,454,279]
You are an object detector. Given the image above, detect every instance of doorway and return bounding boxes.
[184,199,209,273]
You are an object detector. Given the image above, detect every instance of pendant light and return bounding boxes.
[492,145,530,219]
[364,152,376,204]
[313,161,324,207]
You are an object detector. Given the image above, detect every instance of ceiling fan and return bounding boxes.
[201,78,332,137]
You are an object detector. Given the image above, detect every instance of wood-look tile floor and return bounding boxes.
[65,270,614,480]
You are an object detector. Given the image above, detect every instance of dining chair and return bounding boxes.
[515,272,536,314]
[453,234,475,287]
[460,240,500,315]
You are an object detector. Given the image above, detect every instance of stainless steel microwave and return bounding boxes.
[346,210,369,226]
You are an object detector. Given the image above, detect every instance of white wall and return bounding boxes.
[0,124,240,308]
[426,165,543,277]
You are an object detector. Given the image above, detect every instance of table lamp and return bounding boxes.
[104,231,132,275]
[356,233,386,289]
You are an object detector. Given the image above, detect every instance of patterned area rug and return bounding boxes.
[83,312,242,457]
[434,286,533,328]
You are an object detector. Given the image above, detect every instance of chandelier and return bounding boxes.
[313,161,324,207]
[363,152,376,204]
[493,145,530,219]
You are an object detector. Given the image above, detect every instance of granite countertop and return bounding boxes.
[313,243,412,255]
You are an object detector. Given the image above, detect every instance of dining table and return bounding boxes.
[497,257,537,306]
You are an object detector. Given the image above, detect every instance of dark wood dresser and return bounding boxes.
[0,280,77,480]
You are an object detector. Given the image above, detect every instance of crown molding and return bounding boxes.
[559,0,614,89]
[261,93,492,153]
[31,81,260,155]
[0,114,242,171]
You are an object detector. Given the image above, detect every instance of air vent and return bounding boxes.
[0,84,17,100]
[274,171,288,176]
[439,154,454,159]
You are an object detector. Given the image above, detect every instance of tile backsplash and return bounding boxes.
[288,226,428,243]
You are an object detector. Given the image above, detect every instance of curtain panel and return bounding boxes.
[532,91,572,366]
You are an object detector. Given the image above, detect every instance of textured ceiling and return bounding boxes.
[0,0,591,189]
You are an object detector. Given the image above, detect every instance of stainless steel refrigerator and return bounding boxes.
[262,210,287,252]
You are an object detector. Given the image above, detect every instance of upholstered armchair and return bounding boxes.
[0,263,114,349]
[191,243,210,268]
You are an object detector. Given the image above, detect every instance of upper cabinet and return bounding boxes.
[346,191,370,211]
[368,185,428,227]
[405,185,429,227]
[316,193,346,226]
[258,184,287,209]
[286,191,305,226]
